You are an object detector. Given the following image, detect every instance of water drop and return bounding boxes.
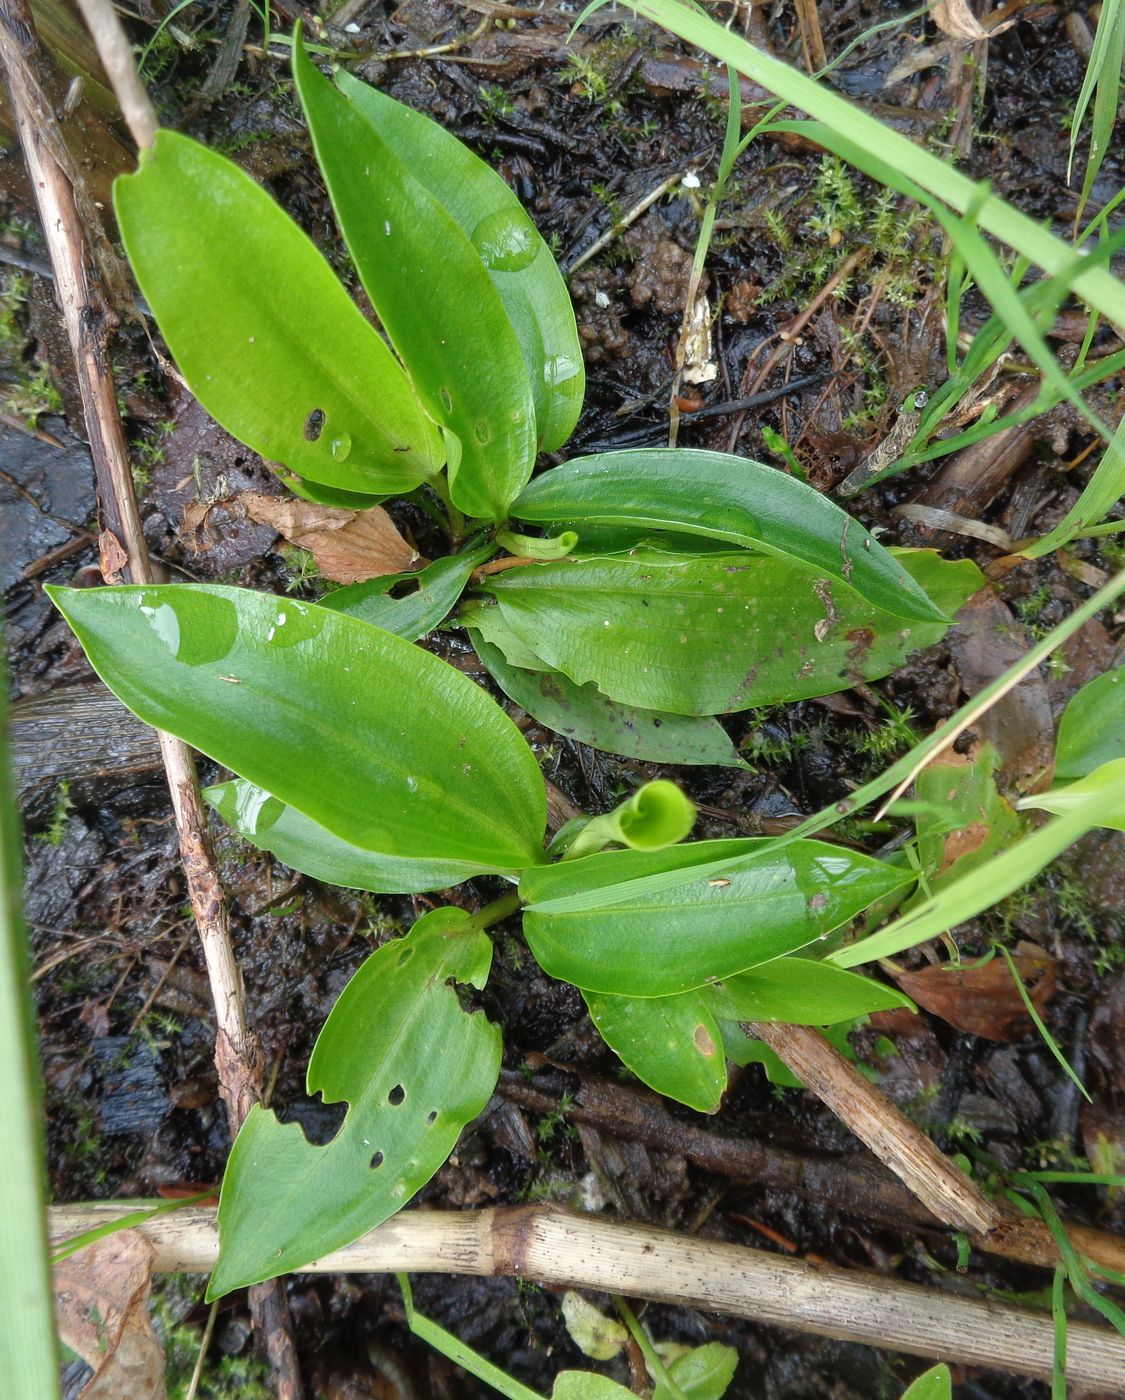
[439,388,453,413]
[543,353,579,387]
[405,776,419,793]
[330,432,352,461]
[602,619,611,627]
[470,208,537,271]
[384,220,392,236]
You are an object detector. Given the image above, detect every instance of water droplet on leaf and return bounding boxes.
[330,433,352,461]
[470,208,537,271]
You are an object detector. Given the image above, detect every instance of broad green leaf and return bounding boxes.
[210,908,501,1294]
[512,450,946,623]
[833,760,1125,967]
[293,40,537,521]
[335,70,584,453]
[114,130,441,497]
[324,540,495,640]
[900,1364,952,1400]
[48,584,546,871]
[586,962,907,1112]
[521,839,912,995]
[469,626,749,767]
[1021,757,1125,831]
[721,1017,862,1089]
[553,1377,636,1399]
[709,958,913,1024]
[482,549,980,716]
[583,986,727,1112]
[656,1343,739,1399]
[1054,666,1125,782]
[206,779,498,892]
[462,599,554,671]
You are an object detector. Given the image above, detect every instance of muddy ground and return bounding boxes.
[3,0,1124,1395]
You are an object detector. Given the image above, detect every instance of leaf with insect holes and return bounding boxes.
[293,37,536,521]
[335,69,584,454]
[47,584,546,873]
[114,130,441,498]
[521,839,913,996]
[481,549,980,717]
[209,907,502,1295]
[511,449,948,623]
[324,539,496,641]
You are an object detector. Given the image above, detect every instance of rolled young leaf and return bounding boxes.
[114,130,442,497]
[210,907,502,1294]
[48,584,546,872]
[567,779,696,858]
[521,838,913,996]
[482,549,980,716]
[512,449,947,623]
[335,70,584,454]
[293,38,537,522]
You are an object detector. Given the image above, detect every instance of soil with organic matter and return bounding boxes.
[4,1,1124,1397]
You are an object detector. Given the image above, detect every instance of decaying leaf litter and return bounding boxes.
[3,0,1124,1395]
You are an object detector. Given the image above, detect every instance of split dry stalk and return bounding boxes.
[0,0,300,1392]
[48,1204,1125,1392]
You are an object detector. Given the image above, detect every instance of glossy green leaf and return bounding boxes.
[1054,666,1125,783]
[205,779,499,892]
[470,627,749,767]
[209,908,501,1294]
[293,41,536,521]
[655,1343,739,1399]
[1021,757,1125,831]
[709,958,913,1024]
[512,450,946,622]
[900,1364,952,1400]
[463,599,554,671]
[521,839,912,995]
[114,130,441,497]
[586,961,908,1112]
[483,550,980,716]
[324,540,495,640]
[583,986,727,1112]
[48,584,546,871]
[335,70,584,453]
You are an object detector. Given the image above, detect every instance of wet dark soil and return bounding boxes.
[5,1,1124,1396]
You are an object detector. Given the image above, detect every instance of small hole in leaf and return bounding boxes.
[426,1110,438,1125]
[370,1150,384,1169]
[397,946,416,967]
[304,409,325,442]
[388,1084,405,1106]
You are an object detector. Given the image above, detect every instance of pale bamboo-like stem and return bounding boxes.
[72,0,156,148]
[0,5,300,1393]
[47,1204,1125,1391]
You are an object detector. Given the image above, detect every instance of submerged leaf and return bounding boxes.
[521,839,912,996]
[114,130,441,497]
[210,908,502,1294]
[512,450,947,622]
[336,71,584,453]
[48,584,546,872]
[293,40,536,521]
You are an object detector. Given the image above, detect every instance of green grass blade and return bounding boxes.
[1071,0,1125,228]
[619,0,1125,328]
[1021,412,1125,559]
[0,642,60,1399]
[994,943,1090,1103]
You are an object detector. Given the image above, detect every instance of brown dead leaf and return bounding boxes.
[890,942,1056,1042]
[55,1230,166,1399]
[98,530,129,584]
[238,491,424,584]
[932,0,1016,41]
